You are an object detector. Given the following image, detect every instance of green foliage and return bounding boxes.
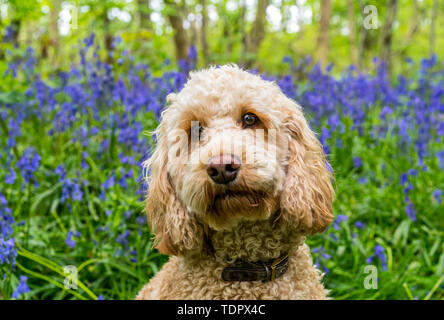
[0,0,443,301]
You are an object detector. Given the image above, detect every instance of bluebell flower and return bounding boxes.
[327,114,344,133]
[4,62,18,77]
[2,25,15,43]
[60,179,83,203]
[353,156,362,168]
[81,152,89,169]
[367,244,387,271]
[0,238,16,265]
[0,193,15,251]
[282,56,292,64]
[17,147,41,183]
[65,231,81,248]
[333,214,348,230]
[11,276,30,298]
[4,168,16,184]
[116,230,130,248]
[312,246,331,275]
[405,202,417,221]
[136,216,146,225]
[403,183,413,195]
[188,45,197,62]
[100,174,115,200]
[358,177,368,184]
[118,168,134,189]
[354,221,366,229]
[376,248,388,271]
[380,106,393,120]
[83,33,95,47]
[112,36,122,48]
[329,233,338,241]
[400,173,408,185]
[437,151,444,169]
[130,250,137,263]
[432,189,442,204]
[325,63,334,73]
[55,165,66,181]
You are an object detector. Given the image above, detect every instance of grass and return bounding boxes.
[0,41,443,300]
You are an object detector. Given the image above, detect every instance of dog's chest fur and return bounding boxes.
[136,220,328,299]
[208,219,304,264]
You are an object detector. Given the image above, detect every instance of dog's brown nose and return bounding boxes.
[206,154,241,184]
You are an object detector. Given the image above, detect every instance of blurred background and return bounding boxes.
[1,0,443,75]
[0,0,443,300]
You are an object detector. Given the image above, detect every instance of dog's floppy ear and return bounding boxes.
[143,96,204,255]
[279,96,334,235]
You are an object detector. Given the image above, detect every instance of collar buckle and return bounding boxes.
[221,253,290,282]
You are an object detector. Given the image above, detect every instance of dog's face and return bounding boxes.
[144,65,334,255]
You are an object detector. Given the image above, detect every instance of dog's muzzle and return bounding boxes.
[221,253,289,282]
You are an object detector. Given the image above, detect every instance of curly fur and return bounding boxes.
[136,65,334,300]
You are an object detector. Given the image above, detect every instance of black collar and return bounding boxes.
[221,253,289,282]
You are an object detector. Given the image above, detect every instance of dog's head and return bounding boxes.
[143,65,334,255]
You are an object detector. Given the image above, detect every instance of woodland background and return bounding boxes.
[2,0,443,74]
[0,0,443,300]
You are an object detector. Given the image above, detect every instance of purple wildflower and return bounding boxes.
[11,276,30,298]
[433,189,442,204]
[367,244,387,271]
[17,147,41,183]
[405,202,417,221]
[333,214,348,230]
[353,156,363,168]
[5,168,17,184]
[65,231,81,248]
[354,221,366,229]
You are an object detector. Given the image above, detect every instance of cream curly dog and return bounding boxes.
[136,65,334,300]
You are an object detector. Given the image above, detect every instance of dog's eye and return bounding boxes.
[242,113,258,128]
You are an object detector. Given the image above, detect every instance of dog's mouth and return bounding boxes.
[213,190,263,207]
[209,188,271,217]
[201,187,278,230]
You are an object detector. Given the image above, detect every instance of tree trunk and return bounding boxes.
[245,0,270,67]
[393,0,420,60]
[185,4,198,49]
[280,0,290,33]
[50,0,60,47]
[103,9,114,63]
[200,0,209,64]
[138,0,152,30]
[430,0,439,55]
[240,0,247,63]
[164,0,189,61]
[47,0,61,60]
[10,18,21,47]
[223,11,231,53]
[346,0,358,66]
[380,0,398,74]
[316,0,332,68]
[0,12,3,58]
[357,1,378,71]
